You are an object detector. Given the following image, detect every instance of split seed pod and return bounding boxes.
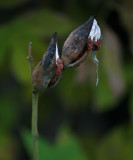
[32,32,63,90]
[61,16,101,68]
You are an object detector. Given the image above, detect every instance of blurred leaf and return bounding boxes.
[0,132,17,160]
[57,68,93,109]
[0,9,75,83]
[55,128,88,160]
[21,128,88,160]
[0,95,18,130]
[0,0,25,6]
[81,127,133,160]
[92,26,125,110]
[95,127,133,160]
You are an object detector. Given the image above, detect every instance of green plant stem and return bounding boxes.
[27,42,39,160]
[32,90,38,160]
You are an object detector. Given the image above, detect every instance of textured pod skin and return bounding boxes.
[61,16,95,68]
[32,32,63,90]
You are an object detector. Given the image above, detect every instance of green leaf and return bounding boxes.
[21,128,88,160]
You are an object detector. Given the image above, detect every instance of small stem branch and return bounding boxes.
[27,42,34,86]
[27,42,39,160]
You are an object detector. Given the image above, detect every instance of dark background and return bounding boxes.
[0,0,133,160]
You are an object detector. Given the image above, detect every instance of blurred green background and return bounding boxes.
[0,0,133,160]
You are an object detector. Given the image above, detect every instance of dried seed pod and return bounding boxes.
[61,16,101,68]
[32,32,63,90]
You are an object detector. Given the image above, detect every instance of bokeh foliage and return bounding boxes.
[22,128,88,160]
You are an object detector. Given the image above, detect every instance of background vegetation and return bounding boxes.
[0,0,133,160]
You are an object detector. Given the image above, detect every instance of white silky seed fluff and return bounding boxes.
[91,51,99,86]
[89,19,101,41]
[89,19,101,86]
[56,43,59,65]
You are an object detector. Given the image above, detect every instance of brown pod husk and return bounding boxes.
[61,16,95,68]
[32,32,63,90]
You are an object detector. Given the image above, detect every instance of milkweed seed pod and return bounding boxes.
[61,16,101,68]
[32,32,63,90]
